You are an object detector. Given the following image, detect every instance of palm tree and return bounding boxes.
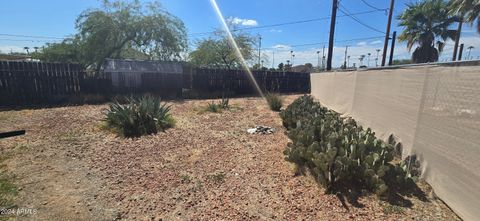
[449,0,480,33]
[359,55,366,66]
[23,47,30,55]
[398,0,459,63]
[449,0,480,60]
[467,46,474,59]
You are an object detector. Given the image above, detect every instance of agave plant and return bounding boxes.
[104,95,174,138]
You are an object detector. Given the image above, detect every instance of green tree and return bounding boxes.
[33,39,82,63]
[449,0,480,33]
[188,31,256,69]
[398,0,459,63]
[76,0,187,70]
[277,62,284,71]
[36,0,187,72]
[304,63,313,70]
[392,59,413,65]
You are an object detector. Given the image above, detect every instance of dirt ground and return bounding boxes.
[0,95,461,220]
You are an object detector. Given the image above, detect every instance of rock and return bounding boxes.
[247,125,276,135]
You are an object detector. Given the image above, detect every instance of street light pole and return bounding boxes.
[290,51,293,65]
[343,46,349,69]
[467,46,474,60]
[272,50,275,69]
[258,35,262,67]
[375,49,381,67]
[317,51,321,70]
[322,45,326,70]
[367,53,371,67]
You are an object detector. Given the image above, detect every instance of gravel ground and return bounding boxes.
[0,95,461,221]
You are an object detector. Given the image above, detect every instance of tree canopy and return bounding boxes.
[449,0,480,33]
[35,0,188,71]
[188,31,257,69]
[397,0,459,63]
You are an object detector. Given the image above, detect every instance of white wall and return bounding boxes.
[311,62,480,221]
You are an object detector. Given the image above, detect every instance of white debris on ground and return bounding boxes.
[247,125,276,135]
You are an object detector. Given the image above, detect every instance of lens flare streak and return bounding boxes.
[209,0,265,99]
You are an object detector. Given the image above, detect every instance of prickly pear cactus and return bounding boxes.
[282,96,414,196]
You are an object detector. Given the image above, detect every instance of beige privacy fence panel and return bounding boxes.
[311,62,480,221]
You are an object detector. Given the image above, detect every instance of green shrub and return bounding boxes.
[265,93,283,111]
[206,101,221,113]
[219,97,230,109]
[205,97,230,113]
[281,96,417,195]
[104,95,174,138]
[280,95,330,129]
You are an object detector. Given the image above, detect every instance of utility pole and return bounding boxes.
[258,35,262,67]
[388,31,396,66]
[458,44,464,61]
[382,0,395,66]
[453,16,463,61]
[343,46,349,69]
[322,45,326,70]
[327,0,338,71]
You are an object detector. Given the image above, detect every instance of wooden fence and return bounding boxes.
[0,61,85,105]
[183,68,310,98]
[0,61,311,107]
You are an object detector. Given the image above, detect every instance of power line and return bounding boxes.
[188,9,386,37]
[360,0,387,12]
[0,33,66,40]
[0,38,61,43]
[1,8,387,42]
[338,4,386,34]
[263,35,384,50]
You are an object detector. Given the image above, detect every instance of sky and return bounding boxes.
[1,0,479,68]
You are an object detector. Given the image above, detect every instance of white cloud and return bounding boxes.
[438,36,480,61]
[269,29,283,33]
[0,46,25,53]
[272,44,291,50]
[262,35,480,69]
[357,42,367,46]
[370,40,382,45]
[227,17,258,27]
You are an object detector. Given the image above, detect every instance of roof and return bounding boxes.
[103,58,183,74]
